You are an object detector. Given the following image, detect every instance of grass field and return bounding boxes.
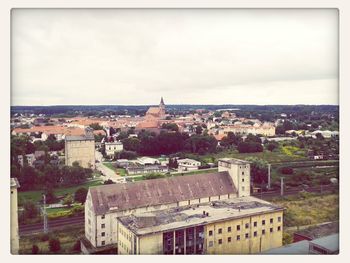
[19,225,84,254]
[18,179,103,206]
[192,149,309,165]
[102,162,117,171]
[272,193,339,228]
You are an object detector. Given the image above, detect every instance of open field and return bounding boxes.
[191,149,309,165]
[19,225,84,254]
[18,179,103,206]
[272,193,339,228]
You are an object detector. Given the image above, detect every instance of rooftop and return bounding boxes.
[89,171,236,215]
[218,158,251,165]
[310,233,339,252]
[262,240,310,255]
[11,177,20,188]
[295,221,339,240]
[118,196,283,236]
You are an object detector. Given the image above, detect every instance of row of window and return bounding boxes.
[208,227,281,247]
[208,217,282,236]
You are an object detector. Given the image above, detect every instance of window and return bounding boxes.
[209,241,214,247]
[278,226,281,231]
[237,235,240,241]
[245,233,249,239]
[254,221,257,227]
[101,241,105,246]
[101,214,105,219]
[262,220,266,225]
[262,229,266,235]
[254,231,257,237]
[228,237,232,243]
[218,228,222,234]
[242,178,245,182]
[242,172,244,175]
[245,223,249,229]
[101,224,105,228]
[209,230,213,236]
[270,218,274,224]
[101,232,105,237]
[278,216,281,222]
[218,239,222,245]
[270,228,273,233]
[228,226,232,232]
[237,225,241,231]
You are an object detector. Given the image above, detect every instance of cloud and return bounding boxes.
[11,9,338,105]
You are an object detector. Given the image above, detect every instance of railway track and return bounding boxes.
[19,215,84,236]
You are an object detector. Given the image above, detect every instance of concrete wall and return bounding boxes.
[10,185,19,254]
[218,161,250,197]
[65,139,95,169]
[205,210,283,254]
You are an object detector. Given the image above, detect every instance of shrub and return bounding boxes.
[39,233,50,242]
[48,237,61,252]
[281,167,294,175]
[32,244,39,254]
[74,187,88,204]
[72,240,81,252]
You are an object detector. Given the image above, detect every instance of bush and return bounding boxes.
[72,240,81,252]
[74,187,88,204]
[48,237,61,252]
[237,142,263,153]
[281,167,294,175]
[40,233,50,242]
[282,232,293,245]
[32,244,39,254]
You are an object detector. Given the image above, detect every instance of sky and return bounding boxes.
[11,9,338,106]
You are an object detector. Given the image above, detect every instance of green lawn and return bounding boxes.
[18,179,103,206]
[102,162,117,172]
[192,149,309,165]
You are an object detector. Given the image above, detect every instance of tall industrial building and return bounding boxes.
[65,128,95,169]
[81,158,284,254]
[10,178,20,254]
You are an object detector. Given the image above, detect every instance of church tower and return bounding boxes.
[159,97,165,118]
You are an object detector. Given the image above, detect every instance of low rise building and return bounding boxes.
[126,164,168,175]
[105,140,123,157]
[177,158,201,172]
[17,153,36,167]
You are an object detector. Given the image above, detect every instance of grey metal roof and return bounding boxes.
[262,240,310,254]
[310,233,339,252]
[219,158,250,165]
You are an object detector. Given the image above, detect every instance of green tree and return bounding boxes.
[74,188,88,204]
[63,194,73,208]
[23,201,39,219]
[89,123,103,130]
[32,244,39,254]
[246,157,268,185]
[49,238,61,252]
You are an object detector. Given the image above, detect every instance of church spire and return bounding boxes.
[160,97,165,105]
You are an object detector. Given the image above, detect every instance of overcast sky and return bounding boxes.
[11,9,338,106]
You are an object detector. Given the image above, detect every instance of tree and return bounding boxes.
[49,238,61,252]
[103,179,115,185]
[195,125,203,135]
[23,201,39,219]
[266,142,279,152]
[32,244,39,254]
[121,137,141,152]
[72,240,81,252]
[281,167,294,175]
[220,132,242,148]
[237,142,263,153]
[74,188,88,204]
[246,157,268,185]
[63,194,73,208]
[115,150,138,160]
[89,123,103,130]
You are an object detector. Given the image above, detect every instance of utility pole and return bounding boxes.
[267,164,271,189]
[42,194,48,234]
[280,177,284,196]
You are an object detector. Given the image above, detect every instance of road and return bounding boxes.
[19,216,84,236]
[95,150,121,183]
